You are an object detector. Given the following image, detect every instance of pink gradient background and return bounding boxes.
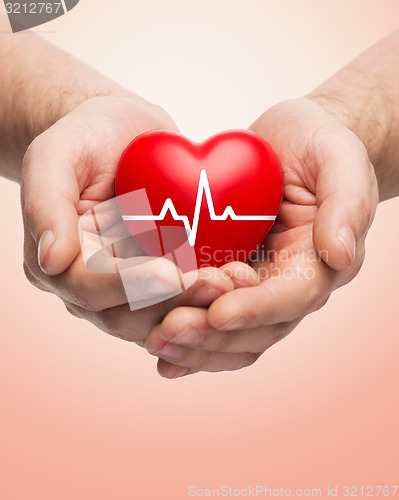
[1,1,399,499]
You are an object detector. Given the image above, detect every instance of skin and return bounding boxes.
[146,31,399,378]
[0,16,258,356]
[1,15,398,378]
[146,99,379,377]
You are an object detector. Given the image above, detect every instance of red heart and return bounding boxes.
[115,130,283,269]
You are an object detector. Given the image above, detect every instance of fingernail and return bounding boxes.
[337,225,356,263]
[38,229,55,274]
[158,342,186,360]
[218,316,247,331]
[173,327,202,346]
[192,284,223,306]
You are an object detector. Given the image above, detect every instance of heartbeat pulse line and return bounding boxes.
[122,169,276,246]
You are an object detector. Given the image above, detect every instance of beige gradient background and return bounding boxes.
[1,1,399,499]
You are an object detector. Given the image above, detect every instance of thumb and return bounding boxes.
[21,140,81,276]
[312,139,378,271]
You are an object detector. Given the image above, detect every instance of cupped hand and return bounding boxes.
[21,95,257,345]
[146,98,379,377]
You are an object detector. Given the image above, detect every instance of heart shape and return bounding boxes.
[115,130,283,269]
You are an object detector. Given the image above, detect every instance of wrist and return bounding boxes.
[305,92,386,167]
[0,24,136,184]
[6,87,135,185]
[19,93,175,181]
[305,91,394,201]
[28,85,136,146]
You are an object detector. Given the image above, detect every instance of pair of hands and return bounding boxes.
[21,95,378,378]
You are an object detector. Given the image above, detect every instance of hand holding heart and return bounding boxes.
[144,98,378,378]
[21,95,378,378]
[21,96,258,350]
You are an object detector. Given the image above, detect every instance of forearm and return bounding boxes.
[307,30,399,201]
[0,15,133,183]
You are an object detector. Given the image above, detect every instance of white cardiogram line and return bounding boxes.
[122,169,276,246]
